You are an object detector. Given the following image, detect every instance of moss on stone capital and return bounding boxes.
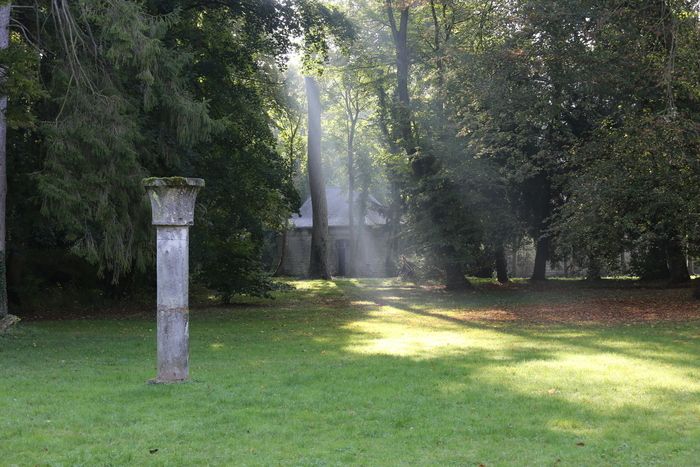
[142,177,205,188]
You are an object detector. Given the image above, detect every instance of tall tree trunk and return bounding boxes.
[354,183,369,276]
[511,237,522,278]
[692,283,700,300]
[495,244,509,284]
[304,77,331,279]
[346,113,357,277]
[620,249,627,274]
[689,257,694,276]
[272,226,287,276]
[444,260,471,291]
[0,3,11,325]
[385,182,401,275]
[666,236,690,284]
[376,87,400,276]
[530,174,552,281]
[586,256,602,281]
[638,240,670,281]
[428,0,456,136]
[531,235,549,281]
[386,1,415,156]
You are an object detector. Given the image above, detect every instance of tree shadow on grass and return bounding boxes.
[196,308,700,465]
[192,278,700,372]
[335,279,700,371]
[3,278,700,465]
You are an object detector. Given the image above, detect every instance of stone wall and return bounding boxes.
[279,229,312,277]
[278,226,390,277]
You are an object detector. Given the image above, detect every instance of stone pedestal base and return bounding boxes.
[156,308,189,382]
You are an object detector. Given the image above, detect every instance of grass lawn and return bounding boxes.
[2,279,700,465]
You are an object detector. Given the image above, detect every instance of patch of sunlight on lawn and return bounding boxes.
[340,299,700,426]
[341,304,519,359]
[546,417,598,437]
[289,280,339,290]
[480,352,700,411]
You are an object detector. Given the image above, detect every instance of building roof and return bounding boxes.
[291,187,387,228]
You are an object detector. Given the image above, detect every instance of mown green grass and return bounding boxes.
[2,279,699,466]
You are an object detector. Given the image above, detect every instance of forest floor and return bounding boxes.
[2,278,700,465]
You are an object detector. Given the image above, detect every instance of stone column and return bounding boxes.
[143,177,204,383]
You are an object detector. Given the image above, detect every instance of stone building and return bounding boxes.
[278,187,390,277]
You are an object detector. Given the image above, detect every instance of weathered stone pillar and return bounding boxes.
[143,177,204,383]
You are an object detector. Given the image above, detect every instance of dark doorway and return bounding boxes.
[336,239,349,276]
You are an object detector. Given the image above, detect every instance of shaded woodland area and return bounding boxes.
[1,0,700,321]
[2,3,700,464]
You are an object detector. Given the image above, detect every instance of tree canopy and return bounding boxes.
[2,0,699,311]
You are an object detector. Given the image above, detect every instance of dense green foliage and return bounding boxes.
[3,0,351,307]
[312,0,700,288]
[2,0,700,308]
